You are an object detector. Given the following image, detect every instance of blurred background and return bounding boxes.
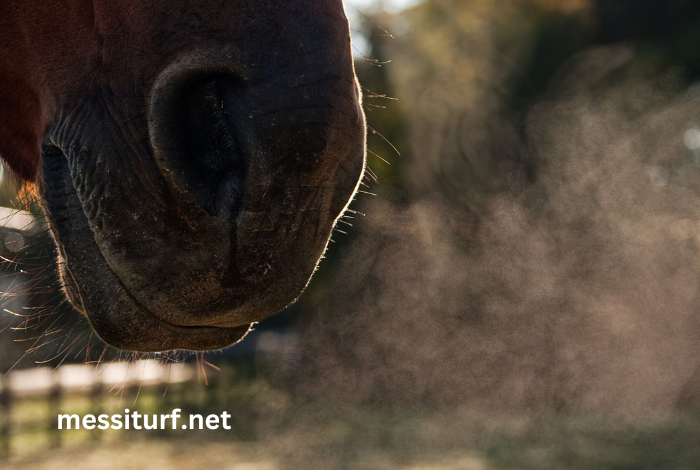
[5,0,700,468]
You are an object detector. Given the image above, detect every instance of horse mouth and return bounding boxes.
[42,145,253,352]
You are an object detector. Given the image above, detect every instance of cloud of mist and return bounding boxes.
[295,43,700,418]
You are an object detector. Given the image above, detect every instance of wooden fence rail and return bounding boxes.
[0,360,215,459]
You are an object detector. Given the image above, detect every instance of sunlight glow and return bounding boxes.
[344,0,421,13]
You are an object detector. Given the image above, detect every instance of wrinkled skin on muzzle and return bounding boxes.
[0,0,366,351]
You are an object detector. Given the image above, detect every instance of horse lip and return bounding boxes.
[82,269,253,352]
[72,247,253,352]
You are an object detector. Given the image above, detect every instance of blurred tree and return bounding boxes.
[377,0,598,209]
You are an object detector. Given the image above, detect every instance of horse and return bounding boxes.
[0,0,366,352]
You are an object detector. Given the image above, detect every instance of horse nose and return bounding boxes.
[149,64,252,216]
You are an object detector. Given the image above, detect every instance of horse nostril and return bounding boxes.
[150,72,249,216]
[177,75,247,214]
[184,77,243,174]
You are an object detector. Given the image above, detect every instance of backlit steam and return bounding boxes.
[298,44,700,417]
